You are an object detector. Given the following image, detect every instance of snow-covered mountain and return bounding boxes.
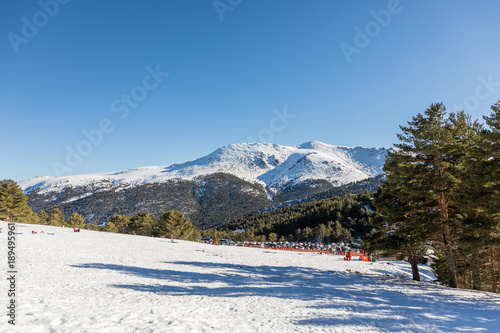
[20,141,390,227]
[20,141,389,197]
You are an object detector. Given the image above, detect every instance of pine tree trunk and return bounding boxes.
[471,246,482,291]
[492,247,498,293]
[437,187,459,289]
[409,255,421,281]
[443,224,458,288]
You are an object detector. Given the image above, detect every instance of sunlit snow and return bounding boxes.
[3,221,499,332]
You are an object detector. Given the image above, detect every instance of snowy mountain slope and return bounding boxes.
[19,142,389,226]
[4,221,499,333]
[20,141,390,198]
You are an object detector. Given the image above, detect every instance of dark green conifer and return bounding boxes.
[108,215,130,234]
[37,210,49,225]
[49,208,65,226]
[157,210,199,241]
[68,212,85,228]
[0,179,33,222]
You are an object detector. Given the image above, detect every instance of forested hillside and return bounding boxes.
[210,193,376,243]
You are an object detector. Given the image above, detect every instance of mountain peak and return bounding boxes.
[296,141,328,150]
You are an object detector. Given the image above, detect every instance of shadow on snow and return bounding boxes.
[71,261,500,331]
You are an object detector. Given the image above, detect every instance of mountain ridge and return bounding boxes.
[20,141,389,197]
[19,141,390,227]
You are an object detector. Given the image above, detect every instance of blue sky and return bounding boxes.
[1,0,500,181]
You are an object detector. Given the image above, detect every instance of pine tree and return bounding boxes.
[157,210,199,241]
[130,212,155,236]
[0,179,33,222]
[68,212,85,228]
[444,111,488,290]
[481,101,500,292]
[302,227,313,241]
[366,151,431,281]
[368,102,499,290]
[27,211,40,224]
[213,230,221,244]
[313,224,328,243]
[49,208,65,226]
[108,215,130,234]
[483,101,500,219]
[371,103,469,287]
[256,234,266,242]
[104,221,118,233]
[37,210,49,225]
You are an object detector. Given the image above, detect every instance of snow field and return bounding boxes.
[1,221,499,333]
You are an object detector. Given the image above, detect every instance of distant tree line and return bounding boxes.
[363,101,500,293]
[0,179,91,229]
[104,210,200,240]
[0,180,86,227]
[0,180,200,240]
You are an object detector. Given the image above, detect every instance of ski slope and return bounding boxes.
[2,221,499,333]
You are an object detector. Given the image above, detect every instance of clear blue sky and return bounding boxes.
[1,0,500,181]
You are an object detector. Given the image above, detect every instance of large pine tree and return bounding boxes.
[443,111,485,289]
[483,101,500,219]
[49,208,65,226]
[157,210,199,241]
[68,212,85,228]
[367,149,432,281]
[373,103,471,288]
[0,179,33,222]
[372,102,500,291]
[480,101,500,292]
[108,214,130,234]
[37,210,49,225]
[129,212,156,236]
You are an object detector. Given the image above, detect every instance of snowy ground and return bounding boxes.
[1,222,499,332]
